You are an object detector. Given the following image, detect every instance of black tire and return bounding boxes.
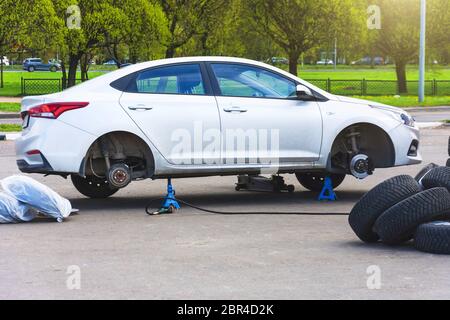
[349,175,421,243]
[295,173,345,192]
[28,66,35,72]
[421,166,450,192]
[415,163,439,183]
[71,174,119,199]
[50,65,57,72]
[414,221,450,255]
[374,188,450,245]
[448,136,450,157]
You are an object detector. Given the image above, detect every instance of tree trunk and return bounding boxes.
[288,52,300,76]
[395,61,408,94]
[67,53,81,88]
[80,58,87,82]
[61,61,67,90]
[0,52,4,88]
[165,46,175,59]
[0,57,3,89]
[200,33,209,55]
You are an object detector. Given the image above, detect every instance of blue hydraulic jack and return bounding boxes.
[151,178,181,215]
[318,176,337,201]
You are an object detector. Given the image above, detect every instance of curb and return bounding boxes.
[0,97,22,103]
[416,122,444,129]
[405,106,450,112]
[0,132,21,141]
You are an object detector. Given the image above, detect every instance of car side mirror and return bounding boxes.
[296,84,314,100]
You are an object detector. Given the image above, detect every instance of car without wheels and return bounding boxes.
[16,57,422,198]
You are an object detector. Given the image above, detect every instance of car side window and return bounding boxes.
[211,63,297,99]
[133,64,206,95]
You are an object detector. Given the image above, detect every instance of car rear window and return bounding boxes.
[111,64,207,95]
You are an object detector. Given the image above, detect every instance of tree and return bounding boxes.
[159,0,228,58]
[0,0,22,88]
[0,0,59,88]
[103,0,166,68]
[428,0,450,65]
[372,0,421,93]
[244,0,364,76]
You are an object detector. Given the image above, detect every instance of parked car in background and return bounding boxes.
[103,60,117,65]
[120,63,133,68]
[23,58,61,72]
[1,56,9,66]
[16,57,421,199]
[317,59,334,65]
[267,57,289,65]
[351,57,385,66]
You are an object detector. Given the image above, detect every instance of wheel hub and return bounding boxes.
[107,164,132,188]
[350,154,373,179]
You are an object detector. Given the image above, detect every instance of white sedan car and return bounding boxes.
[16,57,421,198]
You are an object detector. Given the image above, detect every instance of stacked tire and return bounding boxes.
[349,166,450,255]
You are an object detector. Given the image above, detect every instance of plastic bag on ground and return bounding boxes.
[0,192,36,224]
[1,175,72,222]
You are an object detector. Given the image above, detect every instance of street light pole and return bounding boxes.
[418,0,426,103]
[334,37,337,70]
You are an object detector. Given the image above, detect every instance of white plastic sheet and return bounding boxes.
[1,175,72,222]
[0,192,36,223]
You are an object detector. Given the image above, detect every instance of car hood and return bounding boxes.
[336,95,405,115]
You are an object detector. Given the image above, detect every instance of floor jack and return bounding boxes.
[151,178,181,215]
[235,175,295,193]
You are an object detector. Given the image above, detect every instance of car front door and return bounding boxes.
[119,63,221,166]
[208,63,323,166]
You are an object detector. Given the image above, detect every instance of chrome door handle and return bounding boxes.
[128,105,153,111]
[223,106,248,113]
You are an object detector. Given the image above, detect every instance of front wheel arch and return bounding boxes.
[327,123,396,174]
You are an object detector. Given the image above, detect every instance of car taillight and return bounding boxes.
[28,102,89,119]
[26,149,41,155]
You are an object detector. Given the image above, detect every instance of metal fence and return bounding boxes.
[21,77,450,96]
[21,78,62,96]
[305,79,450,96]
[21,78,83,96]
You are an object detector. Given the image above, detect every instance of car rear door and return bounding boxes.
[119,63,221,165]
[207,62,323,166]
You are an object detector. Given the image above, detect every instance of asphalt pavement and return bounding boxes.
[0,128,450,299]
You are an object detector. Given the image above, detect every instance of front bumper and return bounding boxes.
[390,124,422,166]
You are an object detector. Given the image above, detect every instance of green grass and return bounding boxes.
[0,102,20,112]
[356,96,450,107]
[0,71,106,96]
[0,124,21,132]
[298,65,450,80]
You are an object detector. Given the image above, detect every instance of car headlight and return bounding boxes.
[401,113,415,127]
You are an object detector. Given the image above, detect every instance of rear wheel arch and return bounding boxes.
[327,122,396,173]
[79,131,155,179]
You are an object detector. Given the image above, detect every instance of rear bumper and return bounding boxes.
[17,156,53,174]
[15,118,95,175]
